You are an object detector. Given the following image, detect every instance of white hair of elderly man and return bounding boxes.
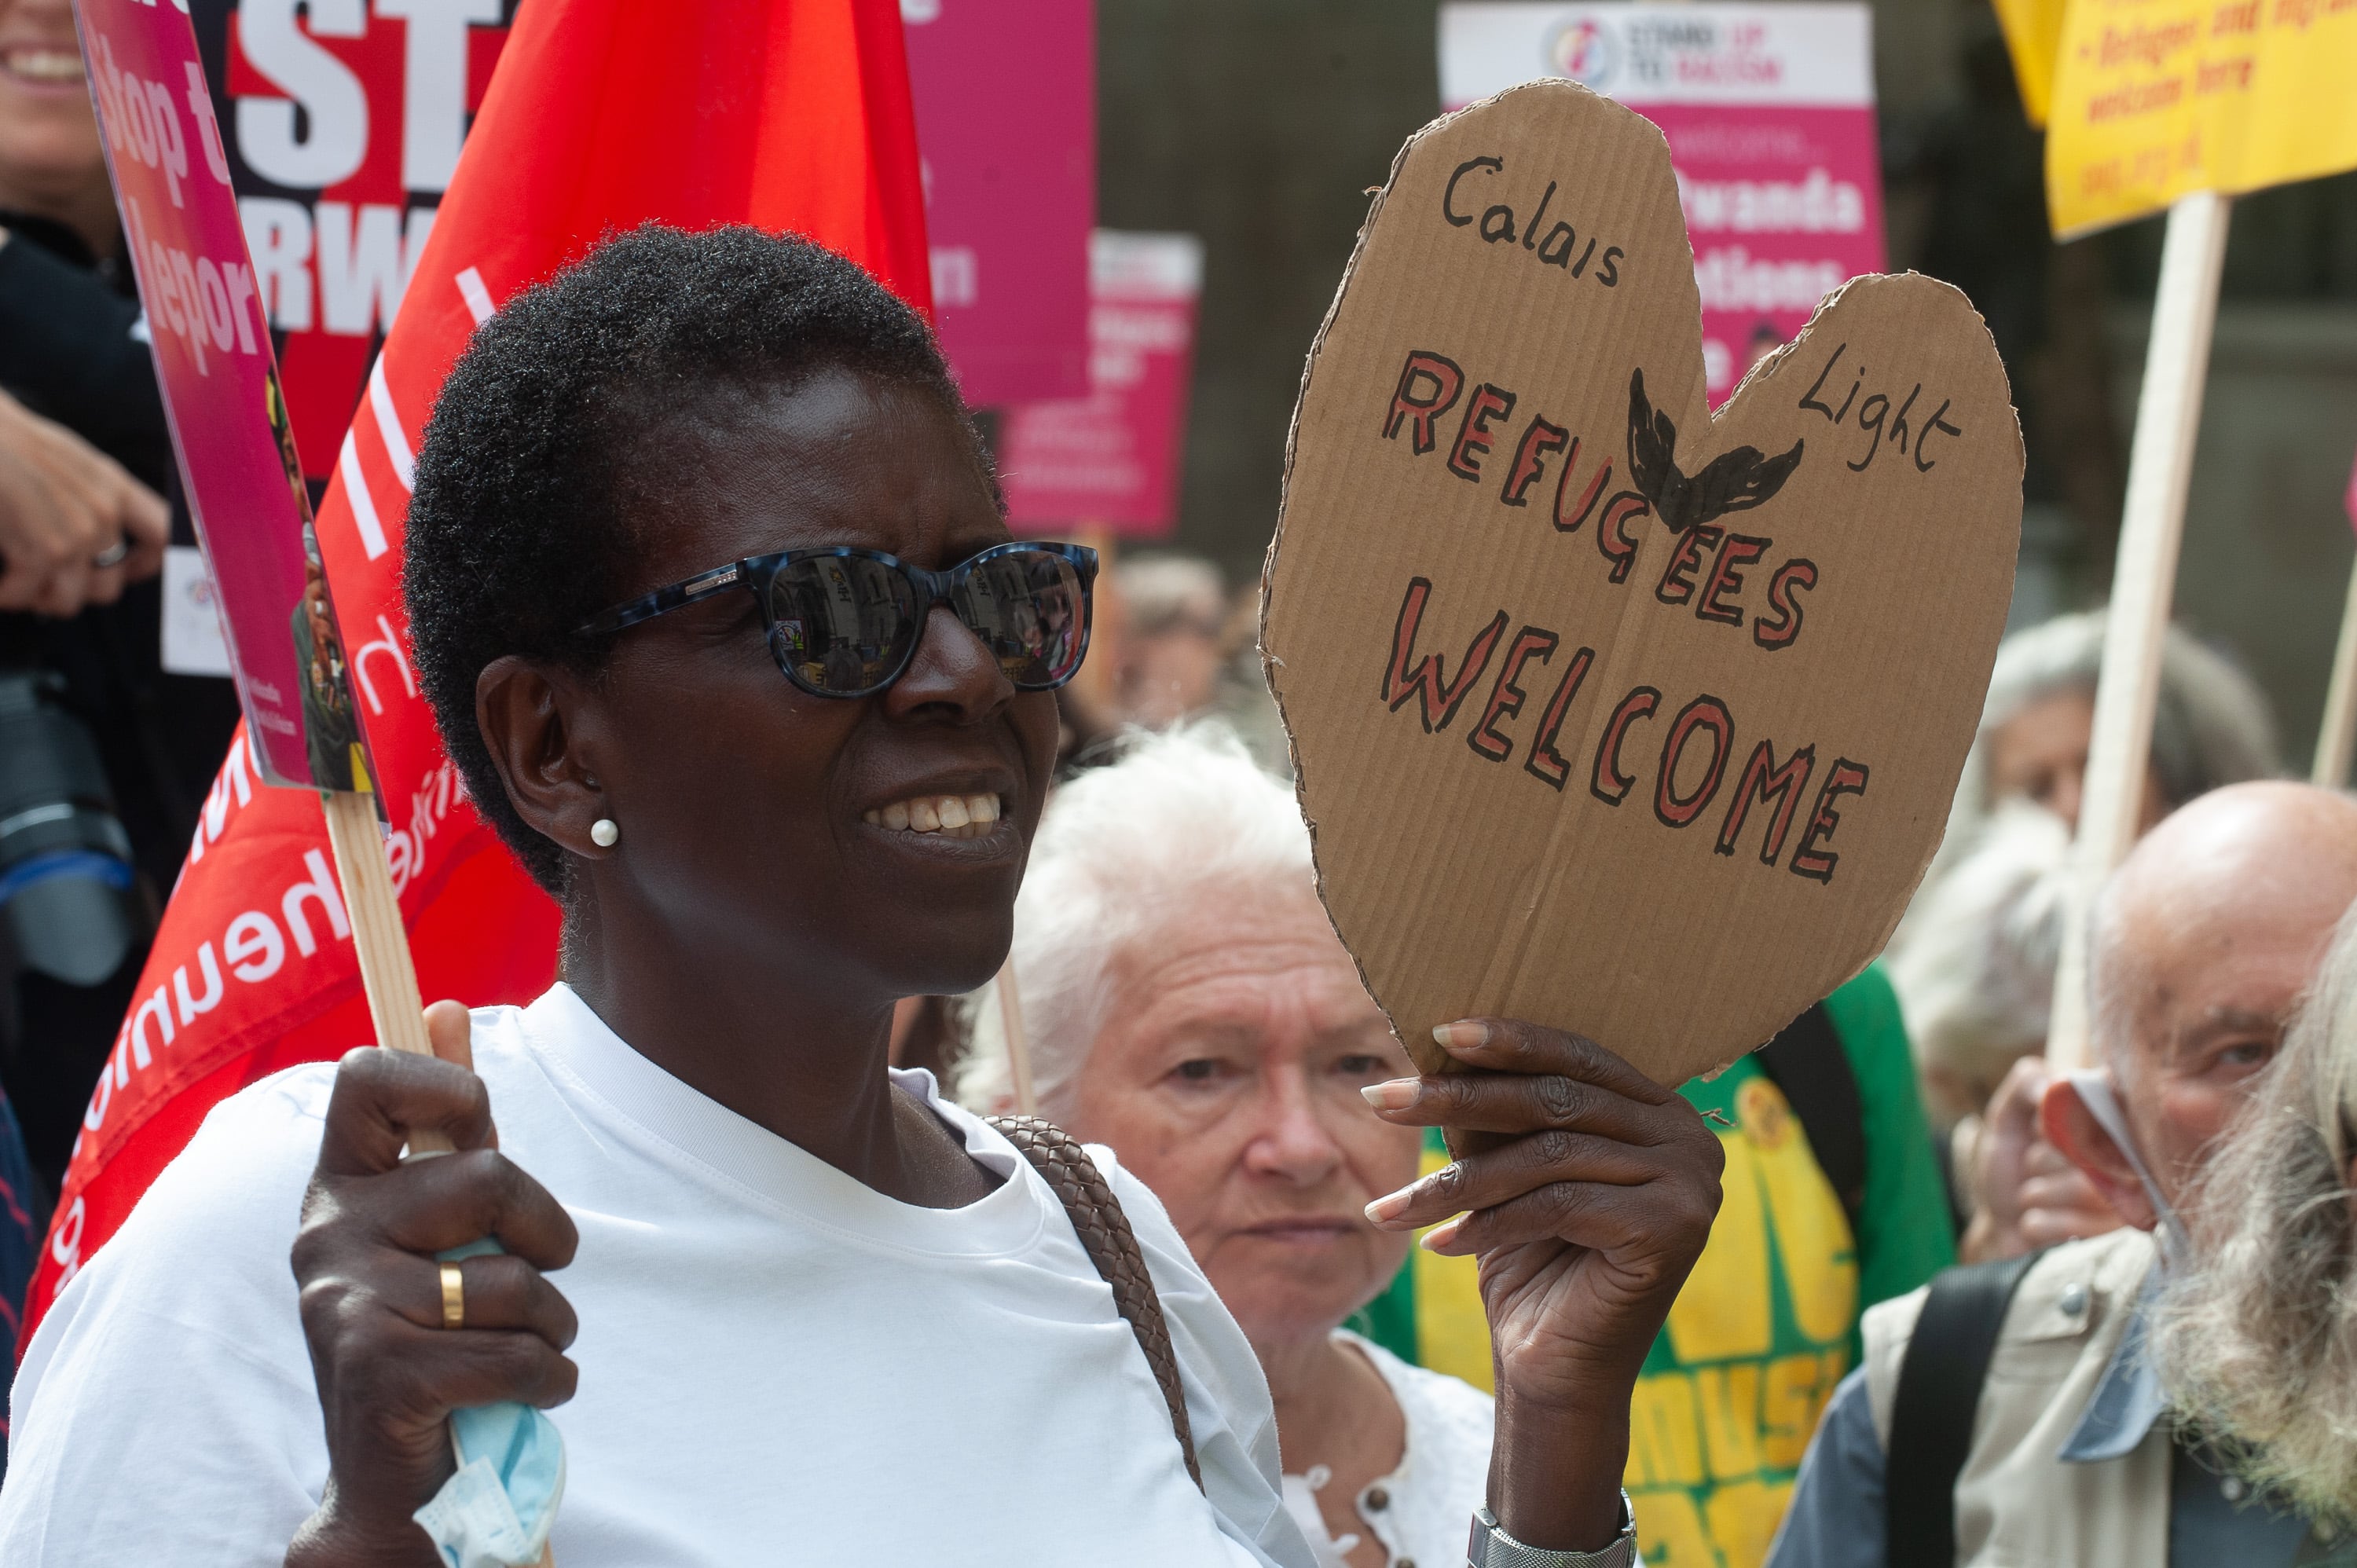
[2150,903,2357,1529]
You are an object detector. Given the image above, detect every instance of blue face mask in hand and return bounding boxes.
[411,1237,567,1568]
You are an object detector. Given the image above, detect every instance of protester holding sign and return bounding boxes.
[14,0,933,1350]
[1,224,1724,1566]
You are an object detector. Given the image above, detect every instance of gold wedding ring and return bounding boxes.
[440,1262,465,1330]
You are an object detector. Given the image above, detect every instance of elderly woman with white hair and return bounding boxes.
[961,727,1514,1568]
[2153,906,2357,1538]
[1939,607,2278,850]
[1895,608,2275,966]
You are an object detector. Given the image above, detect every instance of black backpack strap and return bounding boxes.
[1884,1250,2044,1566]
[1752,1001,1867,1229]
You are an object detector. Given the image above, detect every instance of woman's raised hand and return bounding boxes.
[284,1002,580,1568]
[1362,1019,1723,1554]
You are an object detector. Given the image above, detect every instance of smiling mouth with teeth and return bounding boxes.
[2,48,85,86]
[863,793,1003,839]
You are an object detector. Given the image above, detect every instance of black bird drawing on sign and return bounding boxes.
[1626,368,1804,532]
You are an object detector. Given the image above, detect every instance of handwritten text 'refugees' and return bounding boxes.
[1360,339,1980,886]
[1379,348,1818,645]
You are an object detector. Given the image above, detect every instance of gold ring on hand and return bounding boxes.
[440,1262,465,1330]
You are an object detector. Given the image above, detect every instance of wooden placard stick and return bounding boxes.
[2314,559,2357,788]
[1071,525,1120,725]
[317,791,453,1155]
[2046,191,2234,1066]
[995,957,1040,1118]
[315,794,425,1051]
[68,0,548,1549]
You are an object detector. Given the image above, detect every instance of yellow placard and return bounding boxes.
[1994,0,2071,126]
[2047,0,2357,237]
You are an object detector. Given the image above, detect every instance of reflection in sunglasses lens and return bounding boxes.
[765,549,1085,697]
[959,551,1083,689]
[768,557,920,694]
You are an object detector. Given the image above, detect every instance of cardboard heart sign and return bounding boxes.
[1263,80,2022,1086]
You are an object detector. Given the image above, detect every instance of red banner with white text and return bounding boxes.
[193,0,518,485]
[27,0,931,1347]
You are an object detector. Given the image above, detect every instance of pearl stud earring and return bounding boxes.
[590,819,619,848]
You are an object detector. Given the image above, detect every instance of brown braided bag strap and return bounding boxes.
[989,1114,1204,1491]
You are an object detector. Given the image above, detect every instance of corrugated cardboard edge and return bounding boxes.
[1258,79,1680,1072]
[1736,270,2027,944]
[1680,271,2026,1075]
[1257,79,2025,1079]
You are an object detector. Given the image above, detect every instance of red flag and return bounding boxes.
[27,0,931,1347]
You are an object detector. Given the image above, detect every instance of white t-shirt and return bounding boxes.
[1282,1331,1495,1568]
[0,984,1316,1568]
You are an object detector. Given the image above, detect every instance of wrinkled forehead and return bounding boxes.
[2100,869,2352,1055]
[1101,883,1382,1039]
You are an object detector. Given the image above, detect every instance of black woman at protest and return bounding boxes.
[0,225,1724,1568]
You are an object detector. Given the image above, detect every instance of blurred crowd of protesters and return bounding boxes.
[922,578,2335,1567]
[5,2,2356,1552]
[0,0,242,1391]
[1042,551,1292,775]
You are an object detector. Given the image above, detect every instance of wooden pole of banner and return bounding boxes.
[1074,524,1119,724]
[984,521,1115,1121]
[2047,190,2234,1067]
[2313,559,2357,787]
[319,789,453,1156]
[995,958,1039,1117]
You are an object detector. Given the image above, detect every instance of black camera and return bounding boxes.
[0,671,152,1050]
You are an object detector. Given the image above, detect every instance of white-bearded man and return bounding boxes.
[2150,901,2357,1551]
[1769,782,2357,1568]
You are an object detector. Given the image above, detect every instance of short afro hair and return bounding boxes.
[403,224,981,895]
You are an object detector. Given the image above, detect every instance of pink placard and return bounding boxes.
[1650,102,1885,401]
[904,0,1094,407]
[1000,232,1203,537]
[1442,3,1887,405]
[75,0,361,789]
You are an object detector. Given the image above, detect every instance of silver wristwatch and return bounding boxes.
[1466,1493,1639,1568]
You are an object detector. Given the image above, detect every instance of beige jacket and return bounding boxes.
[1860,1227,2165,1568]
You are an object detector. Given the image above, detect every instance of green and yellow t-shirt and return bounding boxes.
[1348,965,1953,1568]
